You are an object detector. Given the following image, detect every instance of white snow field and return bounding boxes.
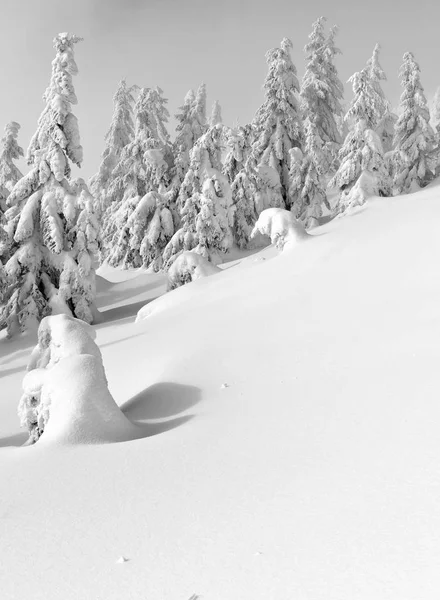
[1,184,440,599]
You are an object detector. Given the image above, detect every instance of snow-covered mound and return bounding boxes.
[19,314,140,445]
[167,250,221,290]
[250,207,309,249]
[2,185,440,599]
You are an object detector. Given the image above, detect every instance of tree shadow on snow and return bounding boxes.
[121,382,202,422]
[132,414,195,439]
[96,277,166,310]
[120,382,202,441]
[0,364,27,378]
[96,298,157,325]
[0,432,28,448]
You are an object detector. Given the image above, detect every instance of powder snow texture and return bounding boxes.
[2,184,440,599]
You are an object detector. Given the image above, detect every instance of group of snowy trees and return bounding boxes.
[1,22,440,337]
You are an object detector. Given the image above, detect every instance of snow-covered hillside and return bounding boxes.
[1,184,440,599]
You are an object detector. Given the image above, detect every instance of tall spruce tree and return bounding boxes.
[300,17,344,175]
[329,68,390,214]
[0,33,98,337]
[209,100,223,127]
[89,79,136,215]
[164,125,234,266]
[431,87,440,135]
[251,38,302,208]
[366,43,397,153]
[104,88,175,269]
[0,122,23,212]
[393,52,437,193]
[171,85,208,206]
[224,125,258,248]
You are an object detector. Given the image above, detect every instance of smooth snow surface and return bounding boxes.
[2,185,440,599]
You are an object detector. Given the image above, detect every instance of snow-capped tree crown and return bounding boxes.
[431,87,440,132]
[392,51,437,192]
[209,100,223,127]
[0,122,23,196]
[103,79,136,154]
[253,37,301,146]
[26,33,83,179]
[345,68,385,131]
[300,17,344,146]
[89,79,136,208]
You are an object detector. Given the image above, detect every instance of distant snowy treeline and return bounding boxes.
[1,19,440,337]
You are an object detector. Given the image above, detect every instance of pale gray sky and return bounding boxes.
[0,0,439,180]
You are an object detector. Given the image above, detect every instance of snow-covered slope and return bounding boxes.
[1,184,440,599]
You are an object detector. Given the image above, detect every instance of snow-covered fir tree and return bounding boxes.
[231,167,257,248]
[223,124,253,184]
[393,52,437,193]
[192,83,207,137]
[209,100,223,127]
[171,84,208,204]
[106,188,175,271]
[329,68,390,214]
[431,87,440,135]
[0,122,23,212]
[289,121,330,228]
[431,87,440,176]
[223,125,258,248]
[147,86,174,171]
[251,38,302,208]
[366,43,397,153]
[300,17,344,175]
[0,33,98,337]
[89,79,136,214]
[164,124,234,265]
[103,88,175,269]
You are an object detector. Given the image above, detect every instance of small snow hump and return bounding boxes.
[18,314,141,445]
[116,556,129,564]
[167,251,221,290]
[250,208,309,251]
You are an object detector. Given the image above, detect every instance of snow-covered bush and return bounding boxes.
[250,208,309,250]
[167,250,221,290]
[19,314,137,445]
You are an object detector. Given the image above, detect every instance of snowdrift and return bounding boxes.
[2,185,440,599]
